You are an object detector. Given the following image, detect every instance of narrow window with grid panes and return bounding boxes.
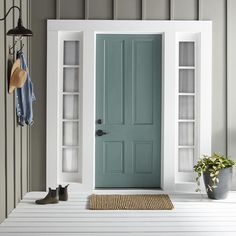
[178,41,196,175]
[60,38,82,183]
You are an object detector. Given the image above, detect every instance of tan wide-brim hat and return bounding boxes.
[9,59,27,94]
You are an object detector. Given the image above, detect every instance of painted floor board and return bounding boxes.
[4,216,236,222]
[1,233,236,236]
[1,192,236,235]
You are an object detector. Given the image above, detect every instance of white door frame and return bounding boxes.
[47,20,212,193]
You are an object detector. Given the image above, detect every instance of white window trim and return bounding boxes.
[47,20,212,193]
[58,33,83,184]
[176,34,200,184]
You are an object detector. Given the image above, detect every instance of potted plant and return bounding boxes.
[194,152,235,199]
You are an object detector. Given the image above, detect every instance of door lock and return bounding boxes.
[97,119,102,124]
[96,129,107,136]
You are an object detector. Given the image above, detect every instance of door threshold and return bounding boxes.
[93,188,164,195]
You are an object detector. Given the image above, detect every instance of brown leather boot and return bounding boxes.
[35,188,59,204]
[59,184,69,201]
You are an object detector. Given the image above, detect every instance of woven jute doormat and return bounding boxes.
[89,194,174,210]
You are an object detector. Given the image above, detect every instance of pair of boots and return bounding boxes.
[35,185,69,204]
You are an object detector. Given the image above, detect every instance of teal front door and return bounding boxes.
[95,34,162,188]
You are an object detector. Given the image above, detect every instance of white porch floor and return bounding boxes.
[1,191,236,236]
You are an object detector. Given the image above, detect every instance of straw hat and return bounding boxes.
[8,59,27,94]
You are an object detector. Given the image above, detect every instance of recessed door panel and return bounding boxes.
[104,40,125,125]
[132,40,154,125]
[103,141,124,173]
[133,141,153,174]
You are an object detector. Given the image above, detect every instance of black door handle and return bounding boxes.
[96,129,107,136]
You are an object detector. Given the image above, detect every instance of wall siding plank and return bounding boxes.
[0,0,6,223]
[172,0,198,20]
[26,0,31,194]
[85,0,89,19]
[202,0,227,155]
[227,0,236,190]
[21,126,28,196]
[113,0,117,19]
[56,0,61,19]
[14,123,22,204]
[60,0,84,19]
[144,0,170,20]
[21,0,29,196]
[5,0,16,215]
[20,0,29,197]
[13,0,22,206]
[198,0,202,20]
[116,0,141,20]
[30,0,56,191]
[88,0,113,19]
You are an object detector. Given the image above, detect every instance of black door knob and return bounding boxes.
[96,129,107,136]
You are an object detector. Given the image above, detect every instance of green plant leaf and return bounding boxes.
[210,173,215,177]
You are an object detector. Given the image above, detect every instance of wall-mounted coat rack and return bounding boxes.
[1,5,33,96]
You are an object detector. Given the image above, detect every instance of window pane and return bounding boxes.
[179,69,194,93]
[179,122,194,146]
[63,68,79,92]
[62,148,78,172]
[179,42,194,66]
[63,122,79,146]
[179,148,194,172]
[179,95,194,119]
[64,41,79,65]
[63,95,79,119]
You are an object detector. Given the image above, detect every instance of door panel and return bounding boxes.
[104,141,124,173]
[133,141,153,174]
[96,34,162,188]
[105,40,125,125]
[132,39,154,124]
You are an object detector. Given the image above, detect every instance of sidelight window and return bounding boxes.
[59,35,83,183]
[177,34,199,183]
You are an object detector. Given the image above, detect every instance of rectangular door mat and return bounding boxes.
[89,194,174,210]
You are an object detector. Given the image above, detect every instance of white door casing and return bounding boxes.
[47,20,212,193]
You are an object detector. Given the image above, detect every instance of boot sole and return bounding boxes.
[35,201,59,205]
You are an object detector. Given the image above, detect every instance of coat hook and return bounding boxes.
[8,36,23,55]
[18,43,24,52]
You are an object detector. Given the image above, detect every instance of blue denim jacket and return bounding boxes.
[16,51,36,126]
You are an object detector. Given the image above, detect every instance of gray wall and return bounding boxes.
[30,0,236,190]
[0,0,30,223]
